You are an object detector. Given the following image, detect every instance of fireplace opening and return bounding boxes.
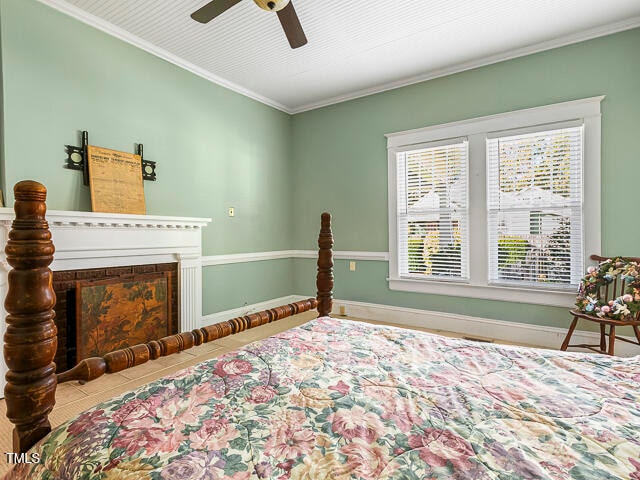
[52,263,179,370]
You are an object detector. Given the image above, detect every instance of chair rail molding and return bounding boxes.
[201,250,389,266]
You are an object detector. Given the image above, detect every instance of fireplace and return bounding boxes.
[0,208,210,395]
[52,263,179,370]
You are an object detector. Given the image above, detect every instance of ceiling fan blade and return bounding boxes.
[276,1,307,49]
[191,0,243,23]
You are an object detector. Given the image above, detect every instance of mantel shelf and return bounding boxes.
[0,207,211,229]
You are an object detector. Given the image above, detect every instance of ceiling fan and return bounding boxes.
[191,0,308,49]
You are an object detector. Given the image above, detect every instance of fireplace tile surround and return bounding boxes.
[0,208,211,396]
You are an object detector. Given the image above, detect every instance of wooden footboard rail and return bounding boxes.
[56,298,317,385]
[3,180,334,453]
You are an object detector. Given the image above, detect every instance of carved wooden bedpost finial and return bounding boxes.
[316,212,334,317]
[4,180,57,453]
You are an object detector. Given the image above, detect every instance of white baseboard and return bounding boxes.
[201,295,308,327]
[201,296,639,357]
[332,299,640,358]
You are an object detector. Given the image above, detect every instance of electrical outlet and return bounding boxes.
[349,261,356,271]
[228,207,235,217]
[241,302,254,316]
[339,305,346,316]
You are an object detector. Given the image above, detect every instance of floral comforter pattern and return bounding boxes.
[8,317,640,479]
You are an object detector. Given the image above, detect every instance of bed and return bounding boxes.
[3,181,640,479]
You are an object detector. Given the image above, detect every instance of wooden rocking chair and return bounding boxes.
[561,254,640,356]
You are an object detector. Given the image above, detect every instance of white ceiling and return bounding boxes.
[38,0,640,113]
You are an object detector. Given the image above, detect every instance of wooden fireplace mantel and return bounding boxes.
[0,208,211,268]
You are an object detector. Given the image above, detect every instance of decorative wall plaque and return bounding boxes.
[87,145,146,214]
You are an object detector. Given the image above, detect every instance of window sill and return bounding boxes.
[388,277,575,307]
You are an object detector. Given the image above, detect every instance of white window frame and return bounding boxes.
[386,96,603,307]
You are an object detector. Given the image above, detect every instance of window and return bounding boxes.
[487,125,584,288]
[387,97,603,307]
[397,139,469,281]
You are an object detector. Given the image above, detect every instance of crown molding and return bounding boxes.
[35,1,640,115]
[289,16,640,114]
[35,0,293,114]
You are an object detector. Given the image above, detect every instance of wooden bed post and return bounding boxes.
[316,212,334,317]
[3,181,58,453]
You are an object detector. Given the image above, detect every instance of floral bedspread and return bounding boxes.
[7,317,640,479]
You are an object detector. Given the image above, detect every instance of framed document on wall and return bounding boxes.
[87,145,146,214]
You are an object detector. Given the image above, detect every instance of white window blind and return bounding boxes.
[487,125,584,289]
[397,140,469,280]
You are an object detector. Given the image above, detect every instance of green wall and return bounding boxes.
[291,28,640,330]
[2,0,639,327]
[202,259,294,313]
[0,0,294,313]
